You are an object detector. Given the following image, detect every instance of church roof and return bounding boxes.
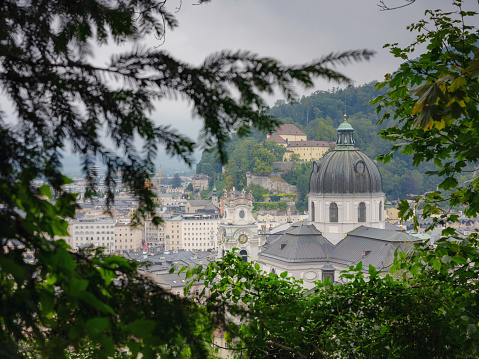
[309,149,383,195]
[309,116,383,195]
[260,223,335,263]
[346,226,417,243]
[260,223,418,270]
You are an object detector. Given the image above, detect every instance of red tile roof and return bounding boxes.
[272,124,306,136]
[265,134,287,144]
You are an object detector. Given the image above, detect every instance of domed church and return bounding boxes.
[309,114,385,244]
[257,114,420,288]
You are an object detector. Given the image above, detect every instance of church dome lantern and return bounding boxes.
[309,114,383,195]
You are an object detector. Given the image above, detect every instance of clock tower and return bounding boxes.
[217,188,263,262]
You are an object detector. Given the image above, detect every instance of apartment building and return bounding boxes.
[164,216,183,251]
[66,217,116,252]
[114,222,143,252]
[182,215,221,251]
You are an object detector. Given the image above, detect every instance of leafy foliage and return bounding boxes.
[196,250,477,358]
[371,2,479,225]
[281,162,313,212]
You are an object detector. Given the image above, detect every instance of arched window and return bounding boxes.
[239,250,248,262]
[358,202,366,222]
[311,202,315,222]
[329,202,338,223]
[379,201,383,221]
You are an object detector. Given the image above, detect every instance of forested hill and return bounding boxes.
[197,82,454,206]
[270,82,380,129]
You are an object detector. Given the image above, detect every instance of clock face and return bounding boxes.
[236,230,250,245]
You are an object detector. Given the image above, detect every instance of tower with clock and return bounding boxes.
[217,188,263,262]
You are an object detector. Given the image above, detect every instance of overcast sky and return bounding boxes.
[142,0,466,143]
[4,0,475,172]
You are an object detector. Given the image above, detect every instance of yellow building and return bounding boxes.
[164,216,183,251]
[114,222,143,251]
[283,140,334,161]
[266,124,335,161]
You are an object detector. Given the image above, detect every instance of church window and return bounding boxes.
[379,201,383,221]
[329,203,338,223]
[359,202,366,222]
[239,250,248,262]
[311,202,315,222]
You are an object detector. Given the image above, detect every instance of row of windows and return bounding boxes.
[76,225,113,229]
[311,201,383,223]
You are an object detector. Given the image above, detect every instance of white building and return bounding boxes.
[66,217,116,252]
[182,215,221,251]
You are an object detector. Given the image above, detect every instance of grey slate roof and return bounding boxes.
[346,226,419,243]
[260,223,335,263]
[385,222,401,231]
[260,223,418,271]
[188,200,211,207]
[330,236,404,270]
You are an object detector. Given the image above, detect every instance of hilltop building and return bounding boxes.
[265,123,335,161]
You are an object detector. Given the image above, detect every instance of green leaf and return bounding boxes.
[85,317,110,335]
[432,258,442,271]
[127,320,157,338]
[467,324,477,334]
[38,185,52,199]
[280,271,288,279]
[441,255,452,264]
[452,256,468,265]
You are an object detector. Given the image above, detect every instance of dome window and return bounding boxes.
[358,202,366,222]
[329,202,338,223]
[355,160,365,174]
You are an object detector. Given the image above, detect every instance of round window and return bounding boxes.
[355,160,365,174]
[239,210,245,219]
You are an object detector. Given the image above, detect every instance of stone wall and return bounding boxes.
[246,174,298,194]
[272,161,295,172]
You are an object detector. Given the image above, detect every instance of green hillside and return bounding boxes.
[196,82,467,207]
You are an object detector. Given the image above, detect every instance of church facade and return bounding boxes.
[217,188,264,262]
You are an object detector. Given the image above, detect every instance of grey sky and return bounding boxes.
[2,0,474,172]
[144,0,464,142]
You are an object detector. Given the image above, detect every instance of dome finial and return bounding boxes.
[344,109,347,121]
